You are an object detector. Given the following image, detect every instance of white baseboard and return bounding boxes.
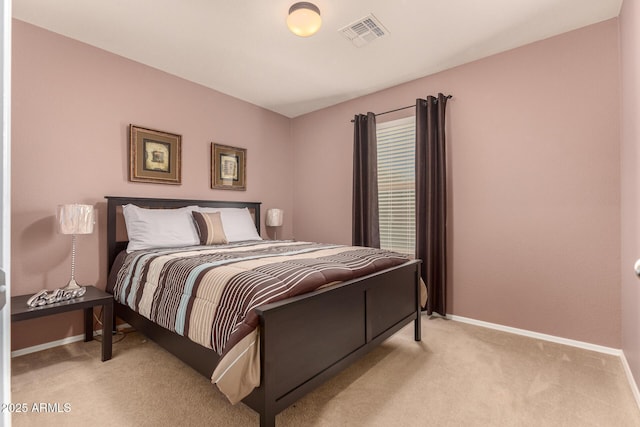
[11,334,86,358]
[11,323,131,358]
[445,314,640,410]
[446,314,622,355]
[620,351,640,410]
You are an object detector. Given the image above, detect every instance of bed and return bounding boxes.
[105,196,423,427]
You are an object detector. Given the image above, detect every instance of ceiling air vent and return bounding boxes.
[338,13,388,47]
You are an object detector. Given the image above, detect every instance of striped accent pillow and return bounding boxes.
[192,211,228,245]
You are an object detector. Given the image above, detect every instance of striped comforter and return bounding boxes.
[111,240,409,402]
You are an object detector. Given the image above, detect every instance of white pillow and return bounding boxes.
[123,204,200,252]
[196,207,262,242]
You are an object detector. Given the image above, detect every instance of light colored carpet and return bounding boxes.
[11,316,640,426]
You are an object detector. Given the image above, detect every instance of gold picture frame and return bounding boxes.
[129,125,181,184]
[211,143,246,191]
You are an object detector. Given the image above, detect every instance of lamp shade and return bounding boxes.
[57,204,95,235]
[266,208,284,227]
[287,2,322,37]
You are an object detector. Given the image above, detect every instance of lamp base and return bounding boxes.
[62,278,86,298]
[63,278,82,290]
[62,278,87,299]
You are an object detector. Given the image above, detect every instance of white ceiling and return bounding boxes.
[13,0,623,118]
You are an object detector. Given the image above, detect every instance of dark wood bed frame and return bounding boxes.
[106,196,422,427]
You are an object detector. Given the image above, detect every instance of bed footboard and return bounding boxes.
[244,260,421,427]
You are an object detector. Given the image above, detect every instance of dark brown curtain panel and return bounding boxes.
[416,94,448,315]
[352,112,380,248]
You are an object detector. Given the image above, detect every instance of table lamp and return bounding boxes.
[57,204,95,290]
[266,208,284,240]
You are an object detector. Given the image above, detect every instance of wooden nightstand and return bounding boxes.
[11,285,113,361]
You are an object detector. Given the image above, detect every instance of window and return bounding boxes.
[376,116,415,256]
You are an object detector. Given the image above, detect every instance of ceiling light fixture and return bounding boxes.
[287,2,322,37]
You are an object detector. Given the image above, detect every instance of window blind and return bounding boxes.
[376,116,415,256]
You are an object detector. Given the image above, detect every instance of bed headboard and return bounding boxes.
[105,196,262,271]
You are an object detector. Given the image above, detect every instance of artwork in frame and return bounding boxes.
[211,143,246,191]
[129,125,181,184]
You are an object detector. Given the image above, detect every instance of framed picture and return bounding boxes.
[129,125,181,184]
[211,143,246,191]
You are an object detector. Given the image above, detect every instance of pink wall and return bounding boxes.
[620,0,640,386]
[292,20,621,347]
[11,20,294,350]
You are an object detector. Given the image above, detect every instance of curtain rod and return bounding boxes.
[350,94,452,123]
[376,104,415,117]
